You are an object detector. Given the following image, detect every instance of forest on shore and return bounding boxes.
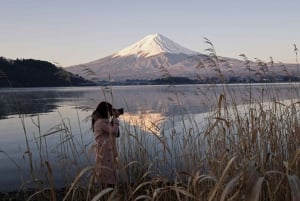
[0,57,95,87]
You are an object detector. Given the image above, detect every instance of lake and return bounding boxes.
[0,83,299,192]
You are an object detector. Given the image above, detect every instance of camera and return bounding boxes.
[113,108,124,115]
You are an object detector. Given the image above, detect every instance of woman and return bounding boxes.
[92,101,120,185]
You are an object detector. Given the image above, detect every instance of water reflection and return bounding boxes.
[0,85,210,120]
[1,84,299,120]
[121,111,166,135]
[0,88,73,119]
[1,84,300,191]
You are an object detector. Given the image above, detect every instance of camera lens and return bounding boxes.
[118,108,124,115]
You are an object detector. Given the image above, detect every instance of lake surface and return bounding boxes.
[0,83,300,192]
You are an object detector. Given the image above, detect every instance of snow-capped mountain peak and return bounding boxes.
[66,33,295,82]
[113,33,198,58]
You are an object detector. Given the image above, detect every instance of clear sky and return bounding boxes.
[1,0,299,67]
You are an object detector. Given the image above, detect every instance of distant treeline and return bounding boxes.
[1,56,299,88]
[119,75,300,85]
[0,57,95,87]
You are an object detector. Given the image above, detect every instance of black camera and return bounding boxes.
[113,108,124,115]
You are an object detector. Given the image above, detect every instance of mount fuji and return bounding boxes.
[66,33,297,82]
[112,33,198,58]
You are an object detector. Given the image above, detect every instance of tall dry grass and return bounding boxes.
[2,41,300,201]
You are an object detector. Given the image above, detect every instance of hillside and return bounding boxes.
[0,57,95,87]
[66,33,299,83]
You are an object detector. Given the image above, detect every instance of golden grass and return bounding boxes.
[2,41,300,201]
[10,86,298,201]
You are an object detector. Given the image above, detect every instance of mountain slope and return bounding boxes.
[66,33,204,81]
[66,33,298,82]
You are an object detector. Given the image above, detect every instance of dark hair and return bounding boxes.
[92,101,113,131]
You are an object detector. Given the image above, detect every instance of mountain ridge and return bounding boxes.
[66,34,299,83]
[66,33,207,81]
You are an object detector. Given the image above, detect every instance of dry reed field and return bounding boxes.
[1,42,300,201]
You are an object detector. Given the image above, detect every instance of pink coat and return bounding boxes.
[93,118,119,185]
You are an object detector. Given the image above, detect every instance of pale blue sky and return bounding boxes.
[1,0,299,66]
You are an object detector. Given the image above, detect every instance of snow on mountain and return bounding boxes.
[66,33,297,82]
[66,33,205,81]
[113,33,198,58]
